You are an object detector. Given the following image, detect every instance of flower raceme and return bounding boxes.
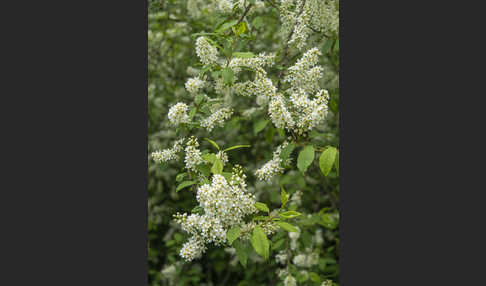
[174,171,257,261]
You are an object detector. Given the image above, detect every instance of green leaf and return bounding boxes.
[271,238,285,251]
[223,145,251,152]
[232,52,255,58]
[201,153,217,164]
[253,119,268,135]
[309,272,321,283]
[252,16,264,29]
[280,211,302,219]
[204,138,220,150]
[319,146,338,176]
[222,172,233,182]
[196,163,211,178]
[264,125,275,144]
[226,226,241,245]
[222,67,234,85]
[250,226,269,260]
[176,173,187,182]
[215,20,239,34]
[211,158,223,174]
[252,216,268,221]
[195,94,205,105]
[236,22,247,36]
[280,141,296,161]
[176,180,197,192]
[275,221,299,232]
[254,202,269,213]
[297,145,315,173]
[191,206,204,215]
[189,108,197,119]
[233,240,250,268]
[281,186,289,208]
[322,38,334,54]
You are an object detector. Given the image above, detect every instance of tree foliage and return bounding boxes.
[148,0,339,285]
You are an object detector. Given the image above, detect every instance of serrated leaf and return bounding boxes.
[297,145,315,173]
[319,146,337,176]
[176,180,197,192]
[254,202,269,213]
[280,210,302,219]
[250,226,269,260]
[215,20,239,33]
[275,221,299,232]
[281,186,289,208]
[204,138,220,150]
[226,226,241,245]
[253,119,268,135]
[233,240,250,268]
[222,67,234,85]
[223,145,250,152]
[211,158,223,174]
[232,52,255,58]
[280,141,296,161]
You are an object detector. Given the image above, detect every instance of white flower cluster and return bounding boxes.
[196,37,219,66]
[200,107,233,131]
[168,102,190,126]
[174,171,257,261]
[229,53,275,72]
[184,136,203,171]
[290,190,303,206]
[179,236,206,261]
[160,265,177,278]
[267,48,330,135]
[216,150,228,165]
[232,54,277,103]
[217,0,233,13]
[185,77,205,95]
[280,0,339,50]
[289,226,300,250]
[275,251,288,265]
[284,275,297,286]
[151,138,185,163]
[255,141,289,181]
[292,252,318,268]
[321,280,333,286]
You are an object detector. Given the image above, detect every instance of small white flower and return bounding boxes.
[168,102,190,126]
[200,108,233,131]
[284,275,297,286]
[196,37,219,66]
[185,77,205,95]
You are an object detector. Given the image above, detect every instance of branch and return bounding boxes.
[237,4,253,26]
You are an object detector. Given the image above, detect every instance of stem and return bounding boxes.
[237,4,253,26]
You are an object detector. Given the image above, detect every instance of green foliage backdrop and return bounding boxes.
[148,1,339,285]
